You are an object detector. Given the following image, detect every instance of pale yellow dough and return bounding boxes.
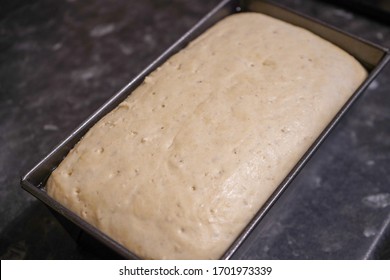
[47,12,367,259]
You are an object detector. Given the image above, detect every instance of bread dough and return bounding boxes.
[47,12,367,259]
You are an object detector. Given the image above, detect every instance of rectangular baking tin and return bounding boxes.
[21,0,390,259]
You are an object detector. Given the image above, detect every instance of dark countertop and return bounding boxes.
[1,0,389,260]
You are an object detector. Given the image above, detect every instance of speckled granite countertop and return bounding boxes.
[1,0,389,259]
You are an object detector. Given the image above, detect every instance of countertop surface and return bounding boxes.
[1,0,389,259]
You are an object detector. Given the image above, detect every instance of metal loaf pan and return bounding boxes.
[21,0,390,259]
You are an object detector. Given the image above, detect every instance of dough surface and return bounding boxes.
[47,12,367,259]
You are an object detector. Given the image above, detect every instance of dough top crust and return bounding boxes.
[47,12,367,259]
